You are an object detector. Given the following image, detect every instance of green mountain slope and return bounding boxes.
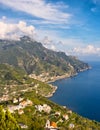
[0,36,90,81]
[1,91,100,130]
[0,64,54,98]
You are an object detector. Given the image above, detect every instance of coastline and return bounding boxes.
[46,73,76,98]
[47,66,91,84]
[46,67,91,98]
[47,73,75,84]
[45,85,58,98]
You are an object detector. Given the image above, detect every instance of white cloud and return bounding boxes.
[0,21,35,40]
[36,30,86,53]
[72,45,100,56]
[42,36,53,45]
[0,0,71,24]
[42,36,57,51]
[1,16,7,20]
[50,45,56,51]
[36,29,100,57]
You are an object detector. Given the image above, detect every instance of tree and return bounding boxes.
[0,105,20,130]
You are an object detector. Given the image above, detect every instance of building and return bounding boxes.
[19,100,28,108]
[43,104,51,113]
[63,114,69,120]
[13,98,18,103]
[19,97,24,102]
[69,123,75,129]
[18,109,24,115]
[45,120,59,130]
[35,104,51,113]
[55,111,61,116]
[19,123,28,129]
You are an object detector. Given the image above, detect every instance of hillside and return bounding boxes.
[0,64,55,99]
[0,36,90,81]
[1,64,100,129]
[1,91,100,130]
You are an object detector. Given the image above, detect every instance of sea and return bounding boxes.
[49,61,100,122]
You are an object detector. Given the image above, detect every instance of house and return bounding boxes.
[55,111,61,116]
[7,99,33,114]
[36,90,38,94]
[8,105,22,113]
[69,123,75,129]
[67,110,72,114]
[1,95,9,101]
[63,106,66,109]
[26,99,33,106]
[43,104,51,113]
[45,120,50,128]
[50,122,57,128]
[19,123,28,129]
[35,105,43,112]
[45,120,59,130]
[18,109,24,115]
[13,98,18,103]
[63,114,69,120]
[19,97,24,102]
[35,104,51,113]
[19,100,27,108]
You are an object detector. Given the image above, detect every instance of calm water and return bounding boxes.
[49,61,100,122]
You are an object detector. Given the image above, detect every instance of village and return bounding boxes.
[5,96,75,130]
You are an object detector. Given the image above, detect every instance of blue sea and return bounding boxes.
[49,61,100,122]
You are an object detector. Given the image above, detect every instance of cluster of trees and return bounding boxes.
[0,106,20,130]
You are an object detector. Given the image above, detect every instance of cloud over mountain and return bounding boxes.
[0,21,35,40]
[73,45,100,56]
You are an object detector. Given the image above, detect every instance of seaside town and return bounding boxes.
[3,96,74,129]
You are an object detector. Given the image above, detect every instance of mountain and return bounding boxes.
[0,36,90,81]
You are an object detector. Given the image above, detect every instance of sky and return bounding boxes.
[0,0,100,61]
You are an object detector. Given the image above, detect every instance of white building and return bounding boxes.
[63,114,69,120]
[43,104,51,113]
[35,104,51,113]
[69,123,75,129]
[18,109,24,115]
[13,98,18,103]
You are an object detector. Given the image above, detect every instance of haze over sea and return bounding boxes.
[49,61,100,122]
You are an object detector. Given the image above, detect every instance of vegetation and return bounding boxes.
[0,106,20,130]
[1,91,100,130]
[0,36,90,80]
[0,64,54,98]
[0,36,99,129]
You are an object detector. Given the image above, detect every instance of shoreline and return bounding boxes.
[46,73,76,98]
[47,67,91,84]
[47,73,75,84]
[46,67,91,98]
[45,85,58,98]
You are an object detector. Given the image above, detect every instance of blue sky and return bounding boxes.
[0,0,100,61]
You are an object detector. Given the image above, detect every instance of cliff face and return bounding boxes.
[0,36,90,79]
